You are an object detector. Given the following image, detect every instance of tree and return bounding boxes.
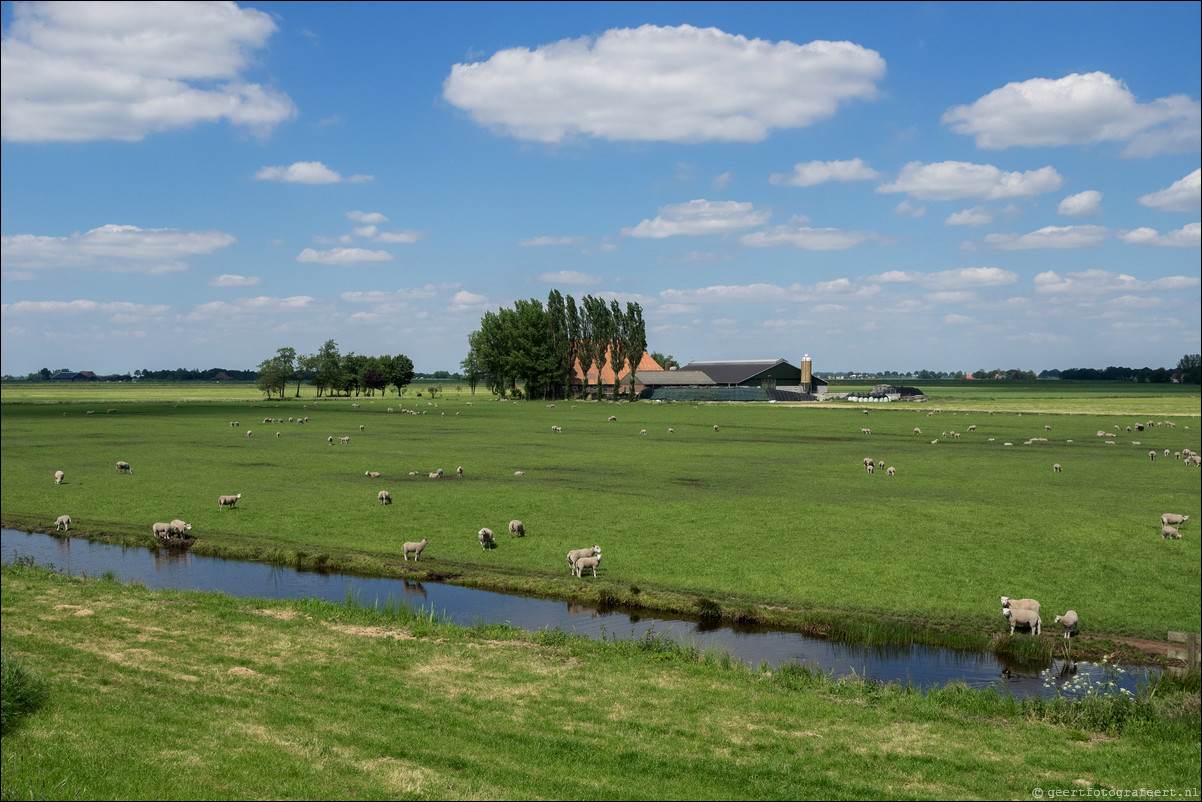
[387,354,415,395]
[309,340,341,397]
[255,356,287,398]
[580,295,612,399]
[275,347,297,397]
[460,337,484,395]
[1177,354,1201,384]
[650,352,675,370]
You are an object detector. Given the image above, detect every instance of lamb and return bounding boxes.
[478,528,495,549]
[913,428,922,435]
[999,596,1040,616]
[514,471,525,476]
[152,521,173,538]
[608,416,617,422]
[1162,525,1181,539]
[886,466,896,476]
[365,471,381,478]
[217,493,242,509]
[116,461,133,473]
[567,545,601,573]
[574,554,602,578]
[509,520,525,538]
[1149,450,1156,462]
[378,490,392,505]
[55,514,71,531]
[1054,611,1079,639]
[865,462,874,474]
[1161,513,1189,527]
[54,470,64,485]
[860,428,871,435]
[1002,606,1041,635]
[639,429,647,435]
[456,466,463,479]
[246,430,253,438]
[169,519,192,536]
[402,539,428,561]
[862,457,874,469]
[1053,463,1062,473]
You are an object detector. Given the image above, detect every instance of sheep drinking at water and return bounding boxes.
[55,514,71,531]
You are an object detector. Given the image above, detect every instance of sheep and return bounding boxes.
[116,461,133,473]
[478,528,495,549]
[913,428,922,435]
[574,553,602,578]
[862,457,874,469]
[1002,606,1041,635]
[568,545,601,573]
[608,416,617,422]
[54,514,71,532]
[1161,513,1189,527]
[967,425,976,432]
[514,470,525,476]
[860,428,871,435]
[1000,596,1040,616]
[403,539,428,561]
[246,430,254,438]
[169,519,192,537]
[1053,463,1062,472]
[372,490,390,506]
[54,470,65,485]
[217,493,242,509]
[340,436,350,444]
[456,466,463,479]
[509,520,525,538]
[667,428,674,434]
[713,425,719,432]
[639,429,647,435]
[1053,611,1079,639]
[152,521,173,538]
[328,436,334,444]
[1162,525,1181,539]
[886,466,896,476]
[865,462,874,475]
[1149,450,1157,462]
[366,471,381,478]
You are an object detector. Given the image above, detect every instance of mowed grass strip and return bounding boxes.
[2,563,1198,800]
[1,386,1199,643]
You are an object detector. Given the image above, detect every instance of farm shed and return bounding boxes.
[636,359,826,402]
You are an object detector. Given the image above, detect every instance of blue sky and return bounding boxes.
[2,1,1199,377]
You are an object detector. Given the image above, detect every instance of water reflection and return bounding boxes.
[1,529,1154,699]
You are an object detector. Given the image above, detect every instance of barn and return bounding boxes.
[635,357,827,402]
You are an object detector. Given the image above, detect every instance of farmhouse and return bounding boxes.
[51,371,96,382]
[636,357,828,402]
[571,349,663,397]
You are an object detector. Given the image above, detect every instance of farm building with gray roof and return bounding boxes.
[635,357,827,402]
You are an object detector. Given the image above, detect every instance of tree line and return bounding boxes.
[255,341,414,399]
[461,290,647,400]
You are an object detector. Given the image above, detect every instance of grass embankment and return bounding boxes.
[1,384,1199,660]
[2,560,1198,800]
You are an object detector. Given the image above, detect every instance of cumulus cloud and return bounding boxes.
[942,72,1201,156]
[1,299,171,317]
[623,200,770,238]
[871,267,1018,287]
[893,200,926,218]
[877,161,1063,200]
[1120,222,1201,247]
[945,206,993,227]
[443,24,885,143]
[1058,190,1103,218]
[660,278,879,306]
[985,225,1110,250]
[1,1,295,142]
[255,162,374,184]
[538,270,601,285]
[769,158,880,187]
[296,247,394,266]
[1035,268,1200,295]
[1,224,235,273]
[347,210,389,224]
[1139,169,1201,212]
[519,235,587,247]
[210,274,260,288]
[741,221,875,250]
[372,230,423,244]
[188,296,314,321]
[448,290,488,312]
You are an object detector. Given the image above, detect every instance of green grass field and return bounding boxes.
[2,382,1199,645]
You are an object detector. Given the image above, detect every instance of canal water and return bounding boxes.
[2,529,1153,699]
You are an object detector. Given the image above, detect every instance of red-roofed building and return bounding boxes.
[570,348,663,397]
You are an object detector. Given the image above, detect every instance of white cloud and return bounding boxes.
[296,247,394,266]
[538,270,601,285]
[519,235,587,247]
[448,290,489,312]
[210,274,260,288]
[1138,169,1201,212]
[945,206,993,227]
[347,211,389,224]
[1058,190,1103,218]
[711,172,733,191]
[443,24,885,143]
[1035,269,1200,295]
[1,1,295,142]
[373,230,423,244]
[877,161,1063,201]
[1120,222,1201,247]
[871,267,1018,288]
[942,72,1201,156]
[255,162,374,184]
[769,158,880,187]
[1,299,171,317]
[188,296,314,321]
[1,224,235,273]
[893,200,926,218]
[660,278,880,306]
[623,200,770,238]
[741,223,875,250]
[985,225,1110,250]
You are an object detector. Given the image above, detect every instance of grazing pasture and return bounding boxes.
[1,383,1199,643]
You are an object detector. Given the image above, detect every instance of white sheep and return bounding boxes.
[1161,513,1189,527]
[639,429,647,435]
[514,471,525,476]
[116,461,133,473]
[886,466,896,476]
[456,466,463,479]
[1162,525,1181,539]
[608,416,617,422]
[152,521,173,538]
[713,425,719,432]
[169,519,192,536]
[1002,606,1041,635]
[378,490,392,505]
[865,462,874,475]
[1000,596,1040,616]
[54,470,64,485]
[246,430,253,438]
[218,493,242,509]
[574,554,602,578]
[403,539,428,561]
[366,471,381,478]
[1149,450,1157,462]
[478,528,495,549]
[1053,463,1062,473]
[1054,611,1079,639]
[509,520,525,538]
[567,545,601,573]
[54,514,71,531]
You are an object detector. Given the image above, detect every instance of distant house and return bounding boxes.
[51,371,94,382]
[214,371,233,381]
[570,349,664,397]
